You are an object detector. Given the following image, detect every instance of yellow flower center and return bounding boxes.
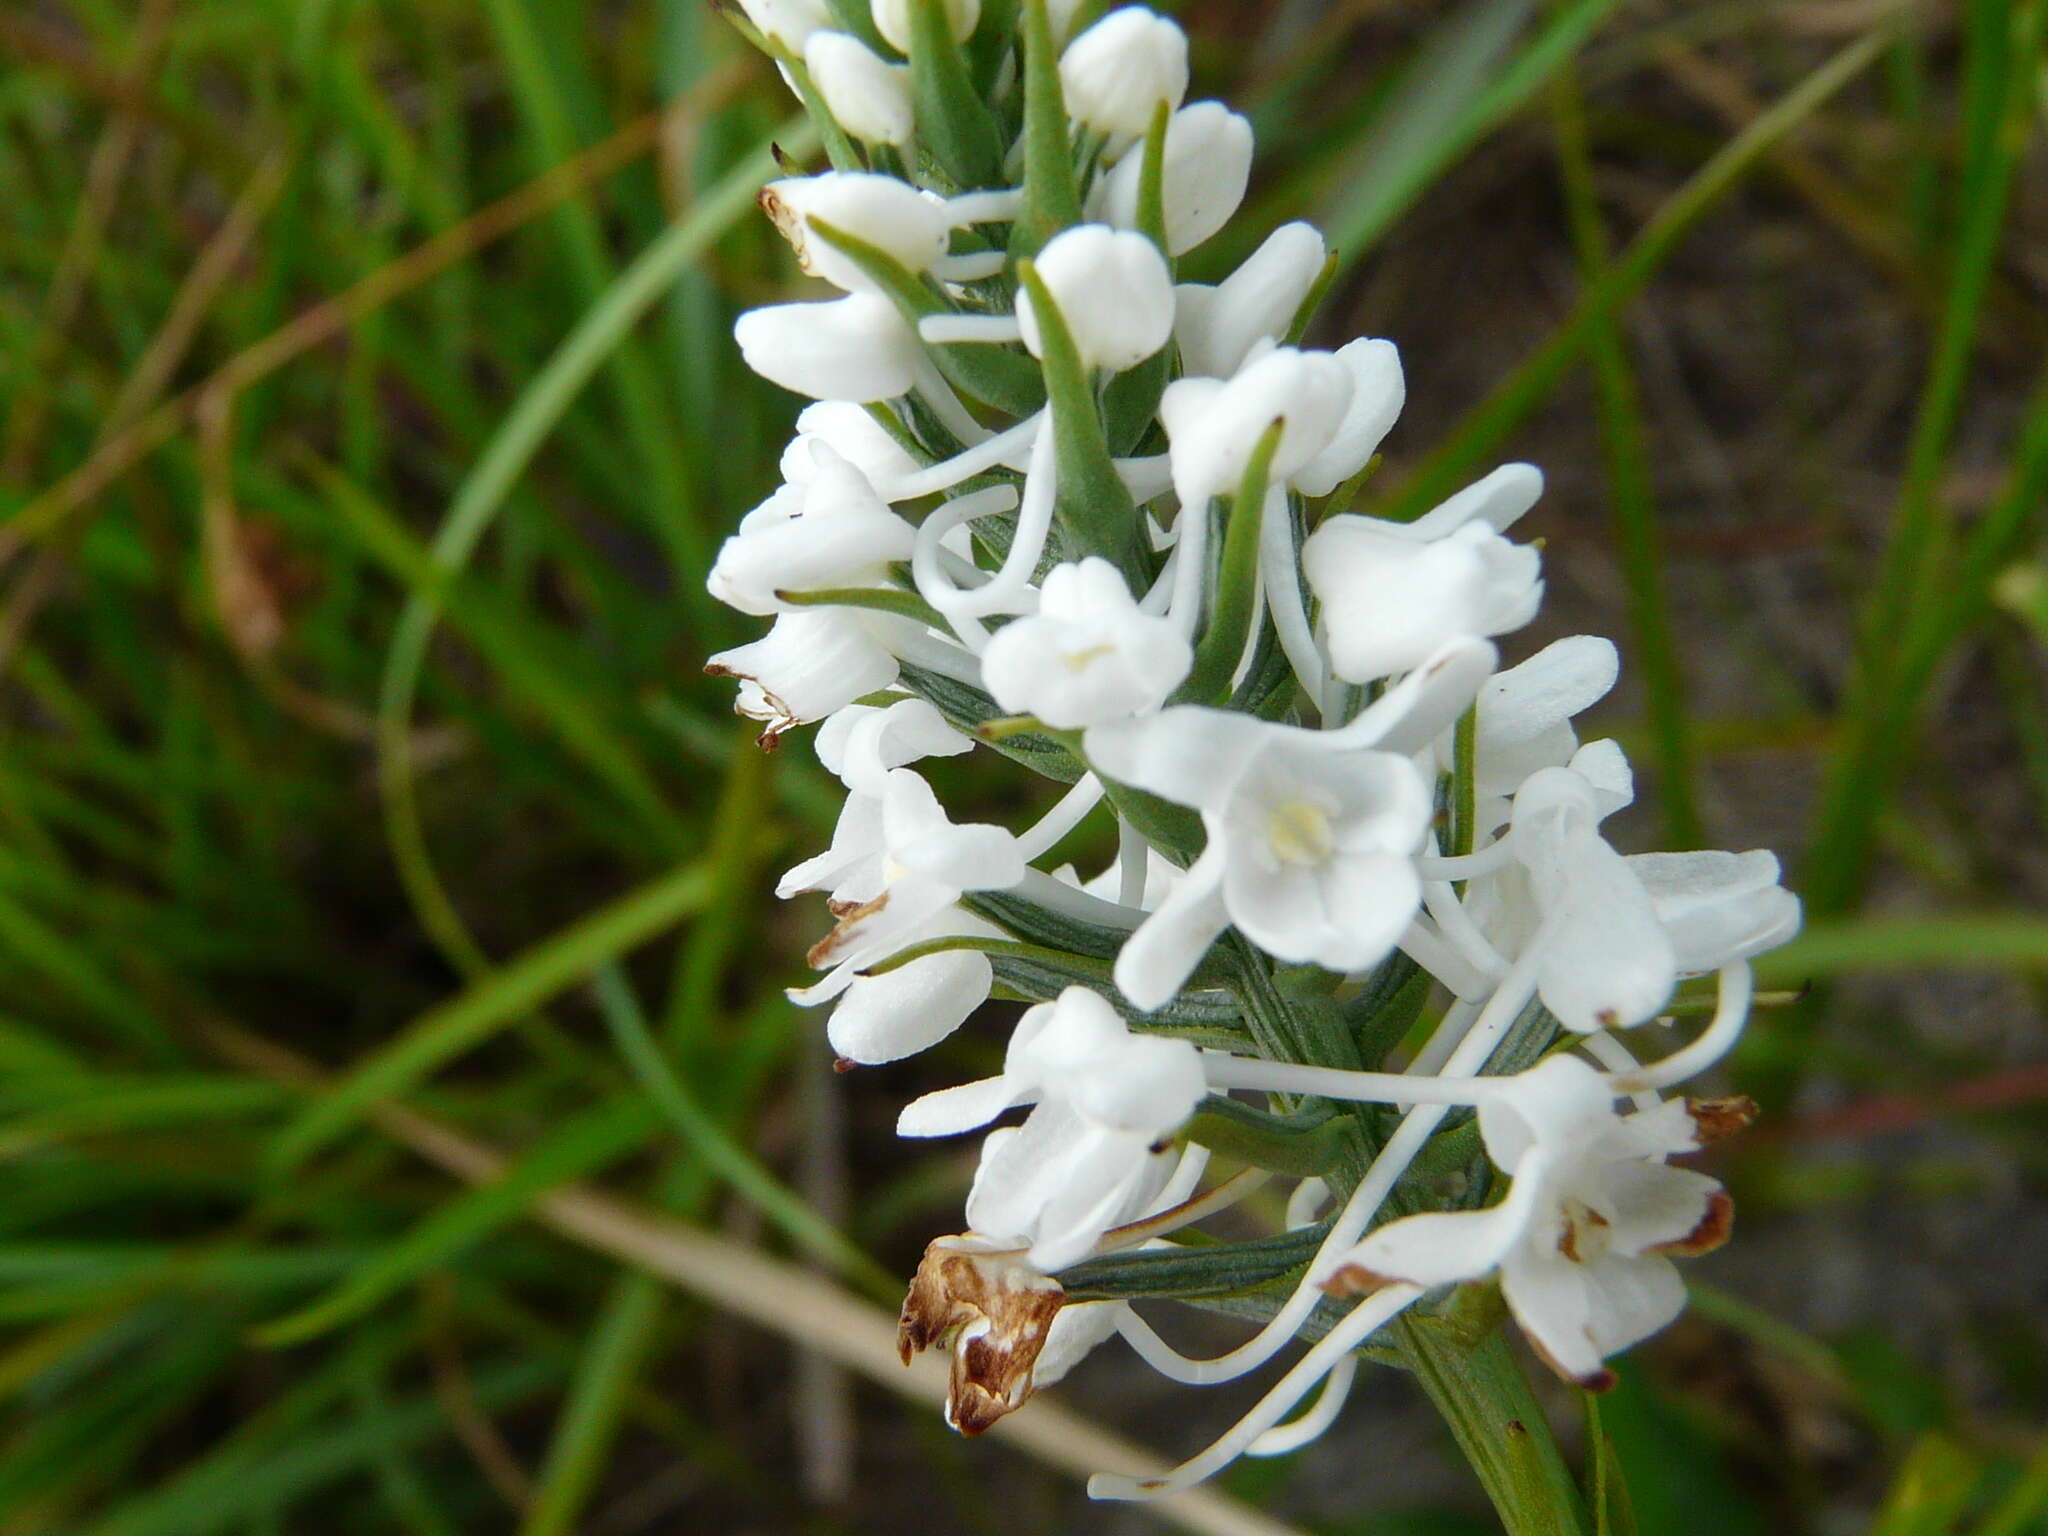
[1265,799,1335,866]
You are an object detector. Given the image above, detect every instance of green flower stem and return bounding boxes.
[1399,1316,1590,1536]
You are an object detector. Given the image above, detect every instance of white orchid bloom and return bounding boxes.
[1304,507,1541,686]
[1322,1054,1733,1389]
[1084,709,1433,1008]
[707,443,917,615]
[898,987,1205,1270]
[804,32,914,147]
[1088,101,1252,256]
[733,291,922,402]
[981,558,1191,728]
[822,904,1004,1065]
[761,172,951,294]
[1160,345,1354,511]
[1632,850,1802,976]
[1456,633,1621,804]
[778,400,923,489]
[1172,222,1327,382]
[795,768,1024,984]
[705,607,915,745]
[1018,225,1175,373]
[1059,8,1188,139]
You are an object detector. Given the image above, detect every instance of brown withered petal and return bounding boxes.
[1652,1188,1734,1257]
[897,1236,1067,1437]
[808,891,889,968]
[1686,1095,1759,1145]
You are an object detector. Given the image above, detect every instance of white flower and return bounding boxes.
[981,557,1192,727]
[1631,850,1801,975]
[873,0,979,52]
[734,291,921,402]
[1018,224,1175,373]
[779,400,923,489]
[706,608,913,744]
[1291,338,1405,497]
[1088,101,1252,256]
[780,701,977,904]
[761,172,951,293]
[1304,505,1541,684]
[796,767,1025,981]
[1457,633,1620,803]
[706,443,916,615]
[1059,8,1188,139]
[1084,710,1433,1007]
[1323,1054,1732,1388]
[1173,222,1327,381]
[805,31,914,146]
[898,987,1205,1270]
[738,0,834,51]
[1500,748,1678,1032]
[1160,345,1354,509]
[822,904,1003,1064]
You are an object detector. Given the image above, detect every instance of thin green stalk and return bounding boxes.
[1400,1318,1589,1536]
[516,1271,667,1536]
[596,966,898,1300]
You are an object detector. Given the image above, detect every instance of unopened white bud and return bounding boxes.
[735,292,922,401]
[762,172,950,293]
[1059,8,1188,139]
[1173,221,1327,380]
[1018,224,1175,373]
[780,401,922,488]
[1088,100,1253,256]
[738,0,834,51]
[805,31,914,146]
[872,0,980,53]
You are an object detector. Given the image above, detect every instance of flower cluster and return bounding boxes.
[713,0,1800,1500]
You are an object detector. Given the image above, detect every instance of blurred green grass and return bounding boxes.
[0,1,2044,1532]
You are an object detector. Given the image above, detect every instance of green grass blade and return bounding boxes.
[266,856,714,1177]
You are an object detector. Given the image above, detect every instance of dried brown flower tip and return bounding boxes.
[897,1235,1066,1436]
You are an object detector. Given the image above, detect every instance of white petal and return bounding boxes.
[1630,849,1801,971]
[1019,225,1176,373]
[1171,222,1326,380]
[897,1073,1027,1138]
[1090,101,1252,256]
[1579,1252,1688,1359]
[1058,7,1189,138]
[1407,462,1545,538]
[1292,338,1405,497]
[1598,1160,1722,1257]
[1533,832,1678,1031]
[826,949,992,1064]
[1031,1300,1128,1387]
[762,172,950,293]
[1083,706,1271,808]
[804,32,913,147]
[1499,1242,1604,1384]
[1112,846,1231,1010]
[1338,1201,1531,1289]
[1477,636,1619,749]
[734,292,920,402]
